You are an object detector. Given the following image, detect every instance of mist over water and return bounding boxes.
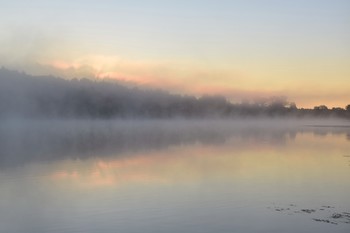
[1,1,350,232]
[0,119,349,233]
[1,119,349,168]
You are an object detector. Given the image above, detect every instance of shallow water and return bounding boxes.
[0,120,349,233]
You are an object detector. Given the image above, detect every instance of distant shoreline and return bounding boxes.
[305,125,350,128]
[1,69,350,119]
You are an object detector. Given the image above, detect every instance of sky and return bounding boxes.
[0,0,349,108]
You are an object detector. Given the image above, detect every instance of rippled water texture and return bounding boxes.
[0,120,349,233]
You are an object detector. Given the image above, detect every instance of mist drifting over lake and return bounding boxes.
[1,1,350,232]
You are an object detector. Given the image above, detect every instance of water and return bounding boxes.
[0,119,349,233]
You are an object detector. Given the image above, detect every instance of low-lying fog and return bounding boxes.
[1,118,349,168]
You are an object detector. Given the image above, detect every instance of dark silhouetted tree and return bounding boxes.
[346,104,350,112]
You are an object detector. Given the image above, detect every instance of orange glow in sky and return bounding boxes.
[0,1,349,108]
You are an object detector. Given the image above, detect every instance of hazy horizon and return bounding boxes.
[1,68,350,119]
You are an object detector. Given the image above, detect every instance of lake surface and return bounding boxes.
[0,119,349,233]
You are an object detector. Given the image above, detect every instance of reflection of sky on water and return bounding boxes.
[0,120,349,233]
[43,131,349,188]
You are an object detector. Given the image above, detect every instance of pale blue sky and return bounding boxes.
[0,0,349,107]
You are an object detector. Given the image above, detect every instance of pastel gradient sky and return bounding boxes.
[0,0,349,107]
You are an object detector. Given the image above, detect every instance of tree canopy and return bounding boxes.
[0,68,349,119]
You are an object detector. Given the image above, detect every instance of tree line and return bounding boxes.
[0,68,349,119]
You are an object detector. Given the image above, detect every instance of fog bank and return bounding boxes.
[1,69,349,119]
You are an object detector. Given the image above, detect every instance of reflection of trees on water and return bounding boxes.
[0,120,349,168]
[304,126,350,141]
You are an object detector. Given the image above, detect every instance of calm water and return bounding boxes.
[0,120,349,233]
